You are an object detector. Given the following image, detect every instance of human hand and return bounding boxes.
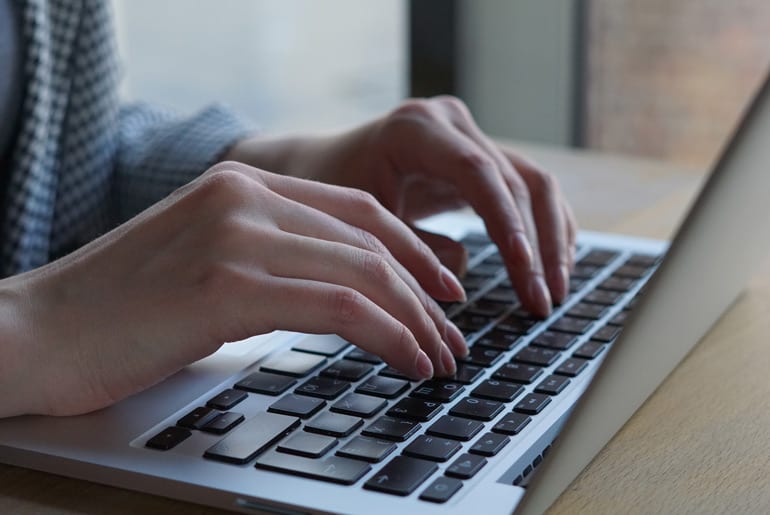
[227,96,577,317]
[0,162,467,417]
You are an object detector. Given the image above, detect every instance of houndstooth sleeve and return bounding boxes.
[113,102,257,223]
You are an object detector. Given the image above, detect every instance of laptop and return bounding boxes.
[2,72,769,514]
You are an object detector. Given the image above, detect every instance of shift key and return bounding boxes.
[204,412,300,464]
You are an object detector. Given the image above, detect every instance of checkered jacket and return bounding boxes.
[1,0,254,277]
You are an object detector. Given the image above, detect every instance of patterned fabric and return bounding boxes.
[1,0,255,277]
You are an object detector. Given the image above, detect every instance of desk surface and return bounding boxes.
[2,143,769,514]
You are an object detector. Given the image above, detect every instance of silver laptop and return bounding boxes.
[2,73,770,514]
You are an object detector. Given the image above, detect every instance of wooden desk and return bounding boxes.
[2,143,768,514]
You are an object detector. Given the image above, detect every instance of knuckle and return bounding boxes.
[359,250,394,285]
[528,168,558,196]
[330,288,366,325]
[357,228,389,256]
[435,94,469,116]
[390,98,434,121]
[345,188,381,217]
[195,167,257,207]
[196,260,242,300]
[456,151,495,175]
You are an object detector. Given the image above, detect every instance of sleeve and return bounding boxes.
[112,102,257,223]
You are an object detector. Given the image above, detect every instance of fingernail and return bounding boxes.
[446,321,469,357]
[528,274,552,317]
[415,350,434,379]
[440,344,457,376]
[547,264,570,305]
[512,231,534,271]
[440,264,466,302]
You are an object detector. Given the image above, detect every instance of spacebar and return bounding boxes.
[204,412,300,464]
[256,450,372,485]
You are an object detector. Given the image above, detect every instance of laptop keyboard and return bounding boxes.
[144,233,662,502]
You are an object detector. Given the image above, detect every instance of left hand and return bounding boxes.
[225,96,577,317]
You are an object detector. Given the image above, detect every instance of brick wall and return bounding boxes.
[586,1,770,167]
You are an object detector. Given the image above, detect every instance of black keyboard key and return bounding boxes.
[235,371,297,396]
[446,453,487,479]
[492,413,531,435]
[493,363,543,384]
[599,276,636,292]
[474,330,522,351]
[277,431,337,458]
[460,346,504,367]
[204,412,300,464]
[465,299,507,316]
[513,346,561,367]
[207,389,247,410]
[469,432,510,457]
[514,393,551,415]
[146,426,191,451]
[497,315,539,335]
[305,412,363,437]
[572,263,601,279]
[420,476,463,503]
[531,331,578,351]
[177,406,219,430]
[387,397,443,422]
[614,264,648,279]
[555,358,589,377]
[449,363,485,384]
[403,435,462,462]
[256,451,370,485]
[268,394,326,418]
[583,289,623,305]
[608,311,630,326]
[427,415,483,441]
[260,351,327,377]
[573,341,607,359]
[292,336,349,356]
[202,412,245,434]
[472,379,524,402]
[579,249,619,266]
[321,360,373,381]
[550,316,593,335]
[345,348,383,364]
[330,392,386,418]
[411,380,465,402]
[535,375,571,396]
[592,324,622,342]
[362,416,421,441]
[336,436,396,463]
[627,253,660,267]
[295,376,350,400]
[452,312,493,333]
[567,302,609,319]
[449,397,504,421]
[356,376,410,399]
[365,456,438,496]
[569,277,587,293]
[379,366,412,381]
[482,287,518,304]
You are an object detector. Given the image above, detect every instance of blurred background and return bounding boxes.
[113,0,770,170]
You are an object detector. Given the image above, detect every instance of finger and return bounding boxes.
[504,156,570,304]
[257,188,467,368]
[263,231,461,375]
[563,200,579,269]
[250,276,435,379]
[256,168,467,304]
[411,227,468,278]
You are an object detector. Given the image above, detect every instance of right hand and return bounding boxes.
[0,162,467,417]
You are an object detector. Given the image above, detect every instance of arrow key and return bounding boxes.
[419,476,463,503]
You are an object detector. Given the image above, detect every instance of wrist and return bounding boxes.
[0,275,38,418]
[223,134,332,181]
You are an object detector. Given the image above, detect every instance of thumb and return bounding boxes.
[411,227,468,278]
